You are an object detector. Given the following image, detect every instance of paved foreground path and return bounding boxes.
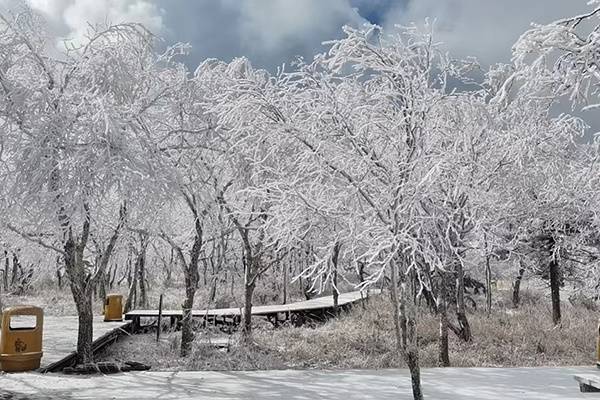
[0,315,129,371]
[39,316,129,369]
[0,366,597,399]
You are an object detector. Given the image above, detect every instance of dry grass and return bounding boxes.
[4,281,594,369]
[1,288,77,316]
[97,329,289,371]
[0,281,309,317]
[97,288,597,370]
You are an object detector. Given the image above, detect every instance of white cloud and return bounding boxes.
[381,0,592,66]
[3,0,594,72]
[231,0,363,52]
[155,0,366,69]
[20,0,164,47]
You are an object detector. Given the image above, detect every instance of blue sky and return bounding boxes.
[3,0,593,71]
[351,0,398,25]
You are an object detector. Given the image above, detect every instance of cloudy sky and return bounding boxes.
[2,0,594,70]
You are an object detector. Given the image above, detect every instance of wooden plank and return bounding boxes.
[32,316,130,370]
[574,374,600,392]
[39,320,132,373]
[125,289,378,320]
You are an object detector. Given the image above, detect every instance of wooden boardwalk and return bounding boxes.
[126,290,377,328]
[574,373,600,392]
[0,290,372,373]
[39,316,131,372]
[0,315,131,372]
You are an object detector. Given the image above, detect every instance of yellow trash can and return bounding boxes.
[0,306,43,372]
[104,294,123,322]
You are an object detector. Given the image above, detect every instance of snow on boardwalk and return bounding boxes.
[0,367,594,399]
[126,289,377,321]
[39,316,130,371]
[0,315,130,372]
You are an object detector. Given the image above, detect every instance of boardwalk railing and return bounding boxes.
[125,289,378,330]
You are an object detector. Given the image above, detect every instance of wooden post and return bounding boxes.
[156,293,163,342]
[483,233,492,316]
[132,316,140,333]
[282,262,288,305]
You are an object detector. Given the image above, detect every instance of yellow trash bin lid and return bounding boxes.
[0,305,44,372]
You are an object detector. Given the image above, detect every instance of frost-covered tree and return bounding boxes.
[489,2,600,325]
[154,68,233,355]
[269,24,464,400]
[511,2,600,110]
[0,9,180,362]
[195,58,307,341]
[488,74,594,325]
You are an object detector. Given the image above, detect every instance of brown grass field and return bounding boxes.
[93,288,597,371]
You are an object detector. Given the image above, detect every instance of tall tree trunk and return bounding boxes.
[512,260,525,308]
[55,256,63,290]
[138,248,148,308]
[180,277,196,357]
[549,257,561,325]
[73,285,93,364]
[98,270,107,302]
[357,261,366,285]
[202,259,208,286]
[3,251,8,292]
[403,266,423,400]
[438,303,450,367]
[436,271,450,367]
[165,248,173,287]
[389,259,403,353]
[242,279,256,340]
[484,239,492,316]
[174,192,204,357]
[109,264,118,289]
[331,242,340,314]
[64,235,94,364]
[50,160,95,364]
[180,255,201,356]
[455,260,472,342]
[126,257,132,287]
[242,251,256,341]
[10,252,19,287]
[390,257,423,400]
[282,261,288,305]
[406,340,423,400]
[124,259,139,314]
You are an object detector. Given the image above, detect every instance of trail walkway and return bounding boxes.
[125,290,376,328]
[0,367,594,399]
[0,316,130,372]
[39,316,130,371]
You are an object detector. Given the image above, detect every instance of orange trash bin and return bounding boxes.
[104,294,123,322]
[0,306,44,372]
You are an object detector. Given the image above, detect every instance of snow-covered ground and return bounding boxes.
[0,366,596,399]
